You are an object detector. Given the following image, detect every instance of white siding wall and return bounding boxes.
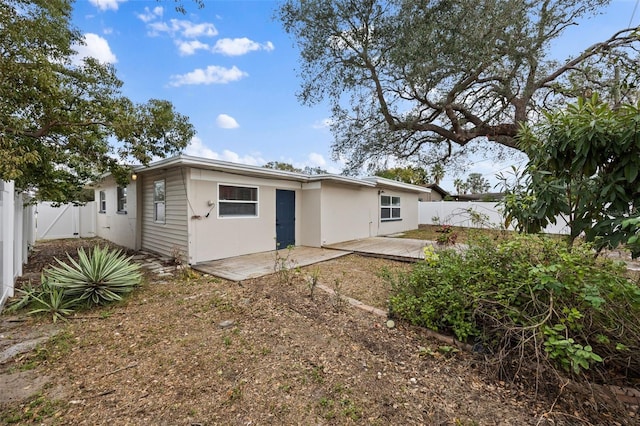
[320,184,377,245]
[94,177,137,249]
[140,168,189,259]
[188,168,302,263]
[300,184,322,247]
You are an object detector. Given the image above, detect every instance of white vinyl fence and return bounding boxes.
[36,202,96,240]
[418,201,570,235]
[1,181,36,309]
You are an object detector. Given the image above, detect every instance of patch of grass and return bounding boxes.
[0,393,65,424]
[222,336,232,347]
[399,224,505,244]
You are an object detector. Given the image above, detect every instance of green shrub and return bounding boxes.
[387,234,640,380]
[46,246,142,306]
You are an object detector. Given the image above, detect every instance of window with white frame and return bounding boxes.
[154,180,165,223]
[218,185,258,217]
[381,195,401,221]
[99,191,106,213]
[117,186,127,213]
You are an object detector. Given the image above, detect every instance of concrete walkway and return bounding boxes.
[192,246,351,281]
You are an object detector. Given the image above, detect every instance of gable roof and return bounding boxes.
[131,155,430,193]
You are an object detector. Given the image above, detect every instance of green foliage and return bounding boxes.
[7,246,141,321]
[263,161,328,175]
[46,246,142,306]
[502,96,640,251]
[374,166,430,184]
[0,0,194,203]
[278,0,638,173]
[387,234,640,380]
[28,279,77,323]
[621,216,640,259]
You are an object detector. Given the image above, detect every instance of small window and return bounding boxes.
[218,184,258,217]
[154,180,165,223]
[381,195,401,221]
[117,186,127,213]
[99,191,106,213]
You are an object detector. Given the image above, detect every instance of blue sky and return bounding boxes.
[71,0,639,192]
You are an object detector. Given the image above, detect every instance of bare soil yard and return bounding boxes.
[0,239,635,425]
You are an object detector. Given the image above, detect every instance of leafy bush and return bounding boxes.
[46,246,142,306]
[387,234,640,381]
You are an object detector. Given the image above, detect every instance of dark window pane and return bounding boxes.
[381,208,391,219]
[220,202,257,216]
[381,195,390,206]
[219,185,257,201]
[392,208,401,218]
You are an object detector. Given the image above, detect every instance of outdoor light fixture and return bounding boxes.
[131,173,137,181]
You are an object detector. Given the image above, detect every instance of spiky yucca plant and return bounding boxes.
[46,246,142,306]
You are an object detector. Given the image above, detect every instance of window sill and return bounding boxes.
[381,218,402,222]
[98,211,106,214]
[116,211,127,215]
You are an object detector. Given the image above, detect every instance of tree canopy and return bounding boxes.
[279,0,640,173]
[374,166,429,184]
[263,161,329,175]
[0,0,195,202]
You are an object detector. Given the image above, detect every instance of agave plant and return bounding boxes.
[28,279,77,323]
[45,246,142,306]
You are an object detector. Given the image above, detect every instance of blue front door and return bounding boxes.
[276,190,295,249]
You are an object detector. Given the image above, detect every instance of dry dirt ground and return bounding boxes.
[0,239,634,425]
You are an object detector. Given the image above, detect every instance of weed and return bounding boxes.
[227,386,242,402]
[307,267,320,299]
[341,398,362,421]
[332,277,345,312]
[223,336,232,347]
[274,244,297,285]
[279,383,292,393]
[310,365,324,383]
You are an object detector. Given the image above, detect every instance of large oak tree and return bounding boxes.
[279,0,639,172]
[0,0,195,202]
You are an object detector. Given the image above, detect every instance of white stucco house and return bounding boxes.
[93,155,430,265]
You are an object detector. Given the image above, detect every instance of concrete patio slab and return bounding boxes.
[324,237,432,261]
[192,246,351,281]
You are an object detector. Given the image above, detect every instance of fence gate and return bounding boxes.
[36,202,96,240]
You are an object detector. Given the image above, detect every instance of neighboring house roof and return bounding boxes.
[128,155,430,193]
[423,183,450,198]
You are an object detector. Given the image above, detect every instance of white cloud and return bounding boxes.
[307,152,327,167]
[72,33,117,65]
[176,40,210,56]
[136,6,163,23]
[169,65,248,87]
[185,137,265,165]
[89,0,127,11]
[312,118,333,129]
[147,19,218,38]
[216,114,240,129]
[212,38,275,56]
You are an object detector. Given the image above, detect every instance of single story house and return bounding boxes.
[93,155,430,265]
